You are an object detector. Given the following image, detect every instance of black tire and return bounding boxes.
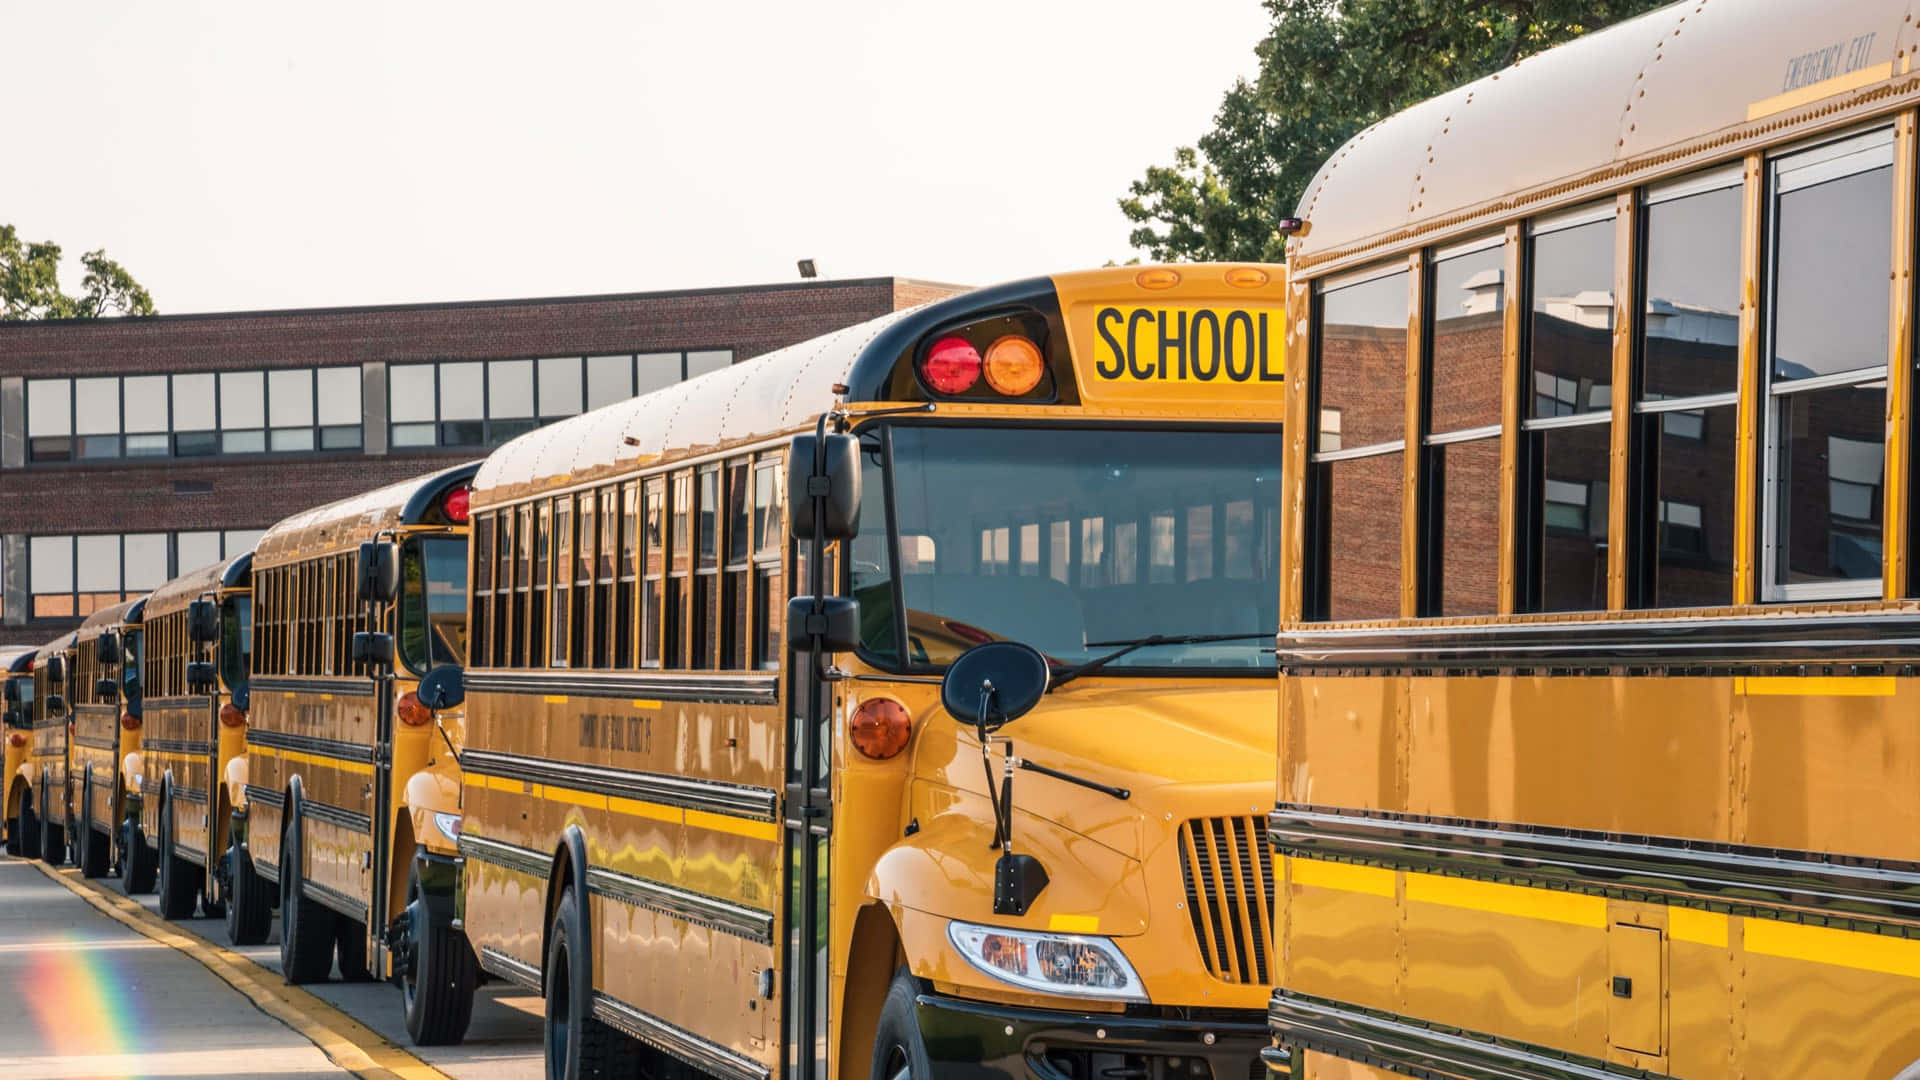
[157,799,203,919]
[871,970,934,1080]
[334,916,373,982]
[225,833,273,946]
[544,885,636,1080]
[279,820,336,984]
[3,795,18,858]
[121,816,157,894]
[38,784,65,866]
[15,790,39,860]
[80,775,110,878]
[402,857,477,1045]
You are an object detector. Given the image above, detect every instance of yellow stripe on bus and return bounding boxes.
[1405,873,1607,928]
[252,745,373,776]
[543,696,568,705]
[466,775,778,841]
[1745,917,1920,979]
[631,699,661,710]
[1735,676,1895,697]
[685,808,780,843]
[1288,857,1394,898]
[1669,907,1729,948]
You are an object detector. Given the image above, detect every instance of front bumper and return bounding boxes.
[913,986,1267,1079]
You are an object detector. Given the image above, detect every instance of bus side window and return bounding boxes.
[615,484,635,669]
[751,459,783,669]
[722,459,750,669]
[473,510,494,668]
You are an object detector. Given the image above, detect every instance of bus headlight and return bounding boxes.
[947,921,1147,1002]
[431,812,463,843]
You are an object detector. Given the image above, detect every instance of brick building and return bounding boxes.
[0,277,964,646]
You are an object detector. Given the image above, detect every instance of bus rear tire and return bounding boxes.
[544,885,635,1080]
[78,776,110,878]
[334,917,373,982]
[38,785,65,866]
[871,970,934,1080]
[402,859,476,1046]
[16,792,39,860]
[225,835,273,946]
[158,799,203,920]
[280,821,336,984]
[122,819,157,894]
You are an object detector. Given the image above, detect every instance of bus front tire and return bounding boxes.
[279,822,336,984]
[225,837,273,946]
[334,918,373,982]
[78,777,109,878]
[38,786,65,866]
[871,970,934,1080]
[16,793,39,860]
[158,799,203,920]
[122,819,157,894]
[402,859,477,1046]
[544,885,635,1080]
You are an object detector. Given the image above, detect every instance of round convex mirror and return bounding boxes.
[940,642,1050,732]
[418,666,466,712]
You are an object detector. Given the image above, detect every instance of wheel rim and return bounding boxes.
[883,1046,910,1080]
[546,941,569,1074]
[280,842,296,965]
[401,885,424,1010]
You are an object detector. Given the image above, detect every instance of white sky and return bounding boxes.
[5,1,1269,314]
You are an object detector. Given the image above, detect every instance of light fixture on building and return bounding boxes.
[797,259,818,279]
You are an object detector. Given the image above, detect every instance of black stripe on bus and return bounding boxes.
[145,696,213,710]
[72,735,116,752]
[461,749,778,823]
[301,798,373,836]
[464,669,779,707]
[592,993,771,1080]
[302,877,369,924]
[478,947,542,992]
[1275,609,1920,673]
[252,675,378,699]
[248,728,376,765]
[1270,804,1920,931]
[244,784,285,810]
[1270,989,1671,1080]
[144,738,216,757]
[170,785,209,806]
[456,834,550,879]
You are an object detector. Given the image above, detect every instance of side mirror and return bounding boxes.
[188,600,220,643]
[230,681,250,713]
[2,680,16,705]
[940,641,1051,732]
[1,709,15,729]
[787,433,862,543]
[786,596,861,655]
[95,632,121,666]
[356,541,400,605]
[418,666,465,711]
[46,656,67,685]
[123,674,142,706]
[46,694,68,718]
[95,678,120,704]
[186,662,217,692]
[352,631,395,669]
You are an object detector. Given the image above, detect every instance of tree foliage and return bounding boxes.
[1,225,156,320]
[1121,0,1674,263]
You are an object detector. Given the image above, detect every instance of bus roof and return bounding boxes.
[33,634,74,666]
[255,461,480,568]
[146,552,253,620]
[1289,0,1912,273]
[73,597,145,644]
[3,648,34,674]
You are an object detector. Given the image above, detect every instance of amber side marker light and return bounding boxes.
[850,698,912,760]
[1135,268,1180,290]
[983,335,1046,396]
[397,691,434,727]
[120,711,141,732]
[1223,267,1270,288]
[8,732,26,749]
[218,703,247,729]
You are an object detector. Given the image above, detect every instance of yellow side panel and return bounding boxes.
[1302,1051,1404,1080]
[1283,859,1402,1013]
[1739,944,1920,1077]
[1743,682,1920,861]
[1282,677,1405,809]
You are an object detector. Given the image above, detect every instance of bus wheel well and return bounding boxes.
[541,827,590,997]
[389,815,417,926]
[838,903,906,1073]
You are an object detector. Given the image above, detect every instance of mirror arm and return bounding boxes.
[819,665,940,686]
[434,718,462,767]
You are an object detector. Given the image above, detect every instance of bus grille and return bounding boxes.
[1177,815,1275,985]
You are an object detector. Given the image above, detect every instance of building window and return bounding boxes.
[24,529,260,620]
[23,368,361,463]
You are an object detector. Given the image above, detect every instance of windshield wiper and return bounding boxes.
[1048,633,1272,691]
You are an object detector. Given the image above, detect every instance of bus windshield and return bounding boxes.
[402,536,469,672]
[219,600,249,690]
[855,425,1281,672]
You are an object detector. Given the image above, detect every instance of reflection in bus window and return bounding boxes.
[865,426,1280,670]
[401,537,469,672]
[220,600,249,689]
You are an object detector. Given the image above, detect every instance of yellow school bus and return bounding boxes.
[245,462,476,1034]
[2,648,34,854]
[68,598,145,880]
[453,265,1287,1079]
[134,551,257,932]
[1268,2,1920,1076]
[22,635,76,864]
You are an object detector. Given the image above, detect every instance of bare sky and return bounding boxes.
[6,2,1269,314]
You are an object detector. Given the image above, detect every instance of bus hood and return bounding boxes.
[913,680,1277,860]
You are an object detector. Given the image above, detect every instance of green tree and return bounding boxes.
[1,224,156,320]
[1122,0,1673,263]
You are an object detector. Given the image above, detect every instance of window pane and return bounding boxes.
[753,462,782,555]
[489,359,534,419]
[268,369,314,427]
[1529,216,1614,418]
[698,468,719,566]
[124,376,168,433]
[1643,183,1741,399]
[30,536,73,593]
[1532,421,1611,611]
[223,430,266,454]
[124,533,167,589]
[442,361,484,420]
[538,357,582,416]
[172,373,215,431]
[317,367,361,426]
[1647,404,1735,607]
[271,428,316,452]
[220,371,265,429]
[727,462,750,564]
[177,531,221,572]
[28,379,71,437]
[637,352,681,395]
[439,420,485,446]
[72,377,119,436]
[175,431,217,457]
[586,355,634,410]
[687,350,732,378]
[76,534,120,593]
[1428,243,1505,432]
[1318,271,1407,450]
[391,422,436,447]
[389,365,436,422]
[1775,382,1885,587]
[321,425,362,450]
[126,433,168,457]
[1317,451,1402,621]
[1770,140,1893,381]
[1430,437,1501,616]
